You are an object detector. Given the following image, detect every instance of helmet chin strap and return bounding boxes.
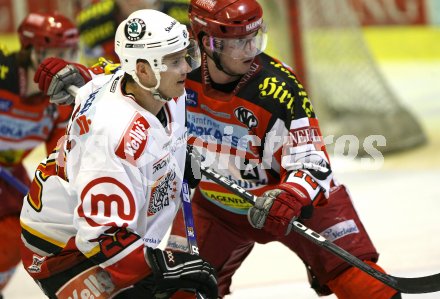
[29,49,43,72]
[131,71,172,103]
[205,50,243,78]
[202,47,243,77]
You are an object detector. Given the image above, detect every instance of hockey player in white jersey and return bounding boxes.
[19,9,217,299]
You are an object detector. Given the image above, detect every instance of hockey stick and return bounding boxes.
[0,166,29,195]
[66,84,440,293]
[181,180,201,256]
[180,179,206,299]
[200,164,440,294]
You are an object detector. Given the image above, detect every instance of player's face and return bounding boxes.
[158,49,194,98]
[33,46,79,66]
[218,51,255,76]
[208,29,267,76]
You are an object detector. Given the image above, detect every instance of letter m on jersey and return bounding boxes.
[115,112,150,165]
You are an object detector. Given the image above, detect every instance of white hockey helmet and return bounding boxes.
[115,9,199,99]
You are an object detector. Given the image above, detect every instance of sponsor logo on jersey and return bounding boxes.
[289,127,322,147]
[125,18,146,41]
[0,98,12,112]
[0,116,52,140]
[153,154,170,174]
[201,104,230,119]
[148,171,177,215]
[187,112,250,150]
[11,108,39,118]
[269,60,315,118]
[259,77,294,114]
[269,60,315,119]
[270,61,296,81]
[79,88,99,115]
[115,113,149,165]
[201,190,252,211]
[301,92,315,118]
[234,107,258,129]
[55,265,117,299]
[143,236,162,245]
[75,115,92,135]
[79,177,136,227]
[288,118,325,152]
[167,235,189,252]
[186,89,198,107]
[320,219,360,242]
[240,163,260,180]
[27,254,46,273]
[200,104,231,119]
[235,62,259,93]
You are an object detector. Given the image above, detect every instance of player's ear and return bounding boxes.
[201,35,211,50]
[136,59,152,79]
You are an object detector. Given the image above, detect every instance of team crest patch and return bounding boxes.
[125,18,146,41]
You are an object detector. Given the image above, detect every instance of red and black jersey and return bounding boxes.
[186,52,333,214]
[0,49,73,167]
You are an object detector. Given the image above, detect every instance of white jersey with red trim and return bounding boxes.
[20,70,187,284]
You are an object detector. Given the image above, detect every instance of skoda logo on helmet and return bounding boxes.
[125,18,146,41]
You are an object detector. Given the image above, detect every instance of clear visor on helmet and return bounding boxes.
[37,46,80,63]
[160,39,201,73]
[209,24,268,59]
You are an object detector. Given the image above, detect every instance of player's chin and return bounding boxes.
[171,82,186,97]
[231,63,253,75]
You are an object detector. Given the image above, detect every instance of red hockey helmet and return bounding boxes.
[18,12,79,50]
[189,0,264,39]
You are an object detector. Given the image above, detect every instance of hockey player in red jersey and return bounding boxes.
[0,12,84,296]
[31,1,402,298]
[167,1,401,298]
[20,9,217,299]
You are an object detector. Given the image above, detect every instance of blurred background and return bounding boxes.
[2,0,440,298]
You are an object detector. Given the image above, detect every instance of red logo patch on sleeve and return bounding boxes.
[115,112,150,165]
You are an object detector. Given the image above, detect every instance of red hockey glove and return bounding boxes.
[34,57,91,105]
[247,183,313,236]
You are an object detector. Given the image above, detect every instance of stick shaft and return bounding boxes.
[200,164,440,294]
[181,179,205,299]
[0,166,28,195]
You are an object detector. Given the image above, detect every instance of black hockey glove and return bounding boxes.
[184,144,202,189]
[146,247,218,299]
